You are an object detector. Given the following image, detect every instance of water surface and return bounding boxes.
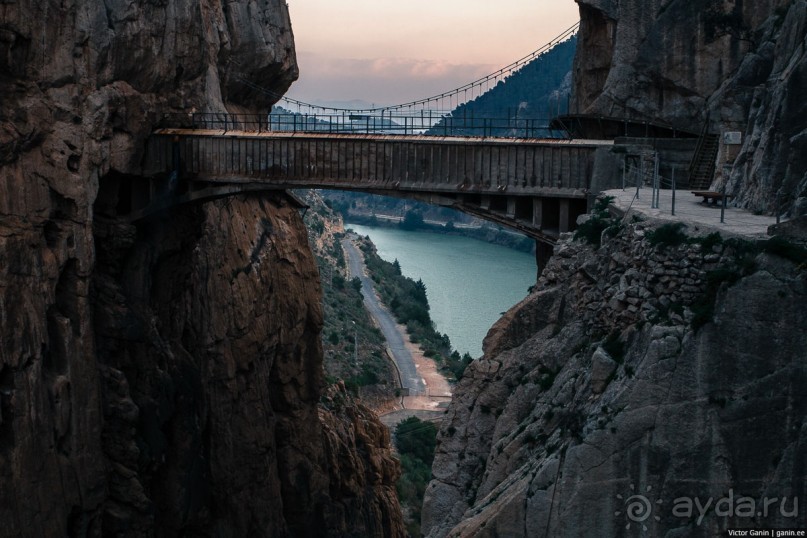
[348,224,536,358]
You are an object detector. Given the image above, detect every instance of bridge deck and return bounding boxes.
[137,129,617,245]
[148,129,612,199]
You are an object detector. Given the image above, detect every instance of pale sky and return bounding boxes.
[285,0,580,108]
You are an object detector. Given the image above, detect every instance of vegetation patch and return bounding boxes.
[395,417,438,537]
[574,196,621,247]
[301,192,394,402]
[646,222,689,248]
[690,231,723,250]
[537,366,560,391]
[358,237,473,380]
[344,364,382,396]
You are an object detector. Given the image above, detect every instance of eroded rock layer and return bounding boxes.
[0,1,403,535]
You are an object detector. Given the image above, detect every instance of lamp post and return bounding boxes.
[352,321,358,367]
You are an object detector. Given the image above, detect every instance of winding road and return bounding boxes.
[341,236,425,395]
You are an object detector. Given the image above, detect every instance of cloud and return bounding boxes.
[303,53,495,80]
[286,51,498,105]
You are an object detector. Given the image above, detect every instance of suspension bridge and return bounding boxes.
[125,22,703,249]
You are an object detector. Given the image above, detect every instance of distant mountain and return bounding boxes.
[427,36,576,138]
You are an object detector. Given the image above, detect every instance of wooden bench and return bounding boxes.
[691,191,735,205]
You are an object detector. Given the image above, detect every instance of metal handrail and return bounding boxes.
[157,112,567,139]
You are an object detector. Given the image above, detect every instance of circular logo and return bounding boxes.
[615,484,662,531]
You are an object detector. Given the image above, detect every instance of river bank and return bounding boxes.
[341,233,452,424]
[344,210,536,253]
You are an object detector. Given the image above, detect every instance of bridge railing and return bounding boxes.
[157,112,568,139]
[159,113,271,132]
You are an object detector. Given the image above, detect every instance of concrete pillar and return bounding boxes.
[559,198,570,233]
[506,197,516,218]
[532,198,543,229]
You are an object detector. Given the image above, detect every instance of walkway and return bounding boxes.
[606,187,780,239]
[140,128,613,244]
[341,236,426,394]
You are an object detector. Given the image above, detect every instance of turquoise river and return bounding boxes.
[347,224,537,358]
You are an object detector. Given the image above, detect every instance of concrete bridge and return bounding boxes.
[138,127,616,246]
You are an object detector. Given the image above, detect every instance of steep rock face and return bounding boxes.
[0,1,403,535]
[422,225,807,537]
[93,195,403,535]
[571,0,807,214]
[319,384,405,536]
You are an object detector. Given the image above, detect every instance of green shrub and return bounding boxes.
[538,366,559,390]
[309,217,325,234]
[574,196,617,247]
[332,273,346,290]
[396,452,432,538]
[646,222,688,248]
[349,365,380,387]
[692,231,723,250]
[400,210,426,231]
[394,422,439,536]
[395,417,438,466]
[445,351,472,380]
[722,237,759,258]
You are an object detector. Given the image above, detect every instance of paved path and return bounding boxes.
[606,187,780,239]
[341,236,426,394]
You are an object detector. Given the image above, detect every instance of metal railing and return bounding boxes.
[157,111,567,139]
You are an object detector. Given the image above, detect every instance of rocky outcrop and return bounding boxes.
[572,0,807,215]
[422,223,807,536]
[92,197,403,535]
[319,384,405,536]
[0,1,403,535]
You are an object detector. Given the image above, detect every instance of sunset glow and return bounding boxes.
[286,0,580,106]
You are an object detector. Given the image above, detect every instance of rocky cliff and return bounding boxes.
[422,221,807,536]
[418,4,807,535]
[0,1,402,535]
[572,0,807,216]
